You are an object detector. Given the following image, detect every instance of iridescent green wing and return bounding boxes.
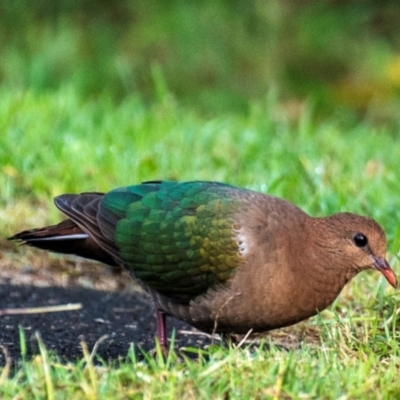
[101,181,243,302]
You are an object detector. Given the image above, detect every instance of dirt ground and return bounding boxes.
[0,241,316,366]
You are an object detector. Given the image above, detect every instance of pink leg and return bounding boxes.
[156,310,167,348]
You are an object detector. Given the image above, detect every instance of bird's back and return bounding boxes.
[56,181,273,304]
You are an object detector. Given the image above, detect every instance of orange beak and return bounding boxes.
[373,256,398,288]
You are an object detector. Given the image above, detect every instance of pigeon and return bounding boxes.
[9,180,397,347]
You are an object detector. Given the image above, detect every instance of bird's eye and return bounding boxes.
[353,232,368,247]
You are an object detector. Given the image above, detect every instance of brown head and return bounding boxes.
[312,212,397,288]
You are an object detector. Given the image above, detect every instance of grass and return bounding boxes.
[0,312,400,399]
[1,1,400,118]
[1,86,400,398]
[2,86,400,238]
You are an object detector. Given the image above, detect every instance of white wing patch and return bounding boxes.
[233,225,249,256]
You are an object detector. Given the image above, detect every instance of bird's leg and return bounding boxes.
[156,309,167,350]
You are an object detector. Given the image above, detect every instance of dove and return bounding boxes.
[9,181,397,347]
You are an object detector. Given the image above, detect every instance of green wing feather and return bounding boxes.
[101,181,243,301]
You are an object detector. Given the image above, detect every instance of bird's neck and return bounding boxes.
[295,220,357,307]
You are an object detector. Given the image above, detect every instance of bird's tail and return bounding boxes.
[8,219,117,266]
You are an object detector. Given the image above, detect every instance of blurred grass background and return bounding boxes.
[1,0,400,231]
[1,0,400,119]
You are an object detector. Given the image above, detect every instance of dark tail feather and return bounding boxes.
[8,219,118,267]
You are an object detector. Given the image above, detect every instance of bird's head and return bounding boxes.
[316,212,397,288]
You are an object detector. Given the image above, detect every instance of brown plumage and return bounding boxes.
[9,181,397,347]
